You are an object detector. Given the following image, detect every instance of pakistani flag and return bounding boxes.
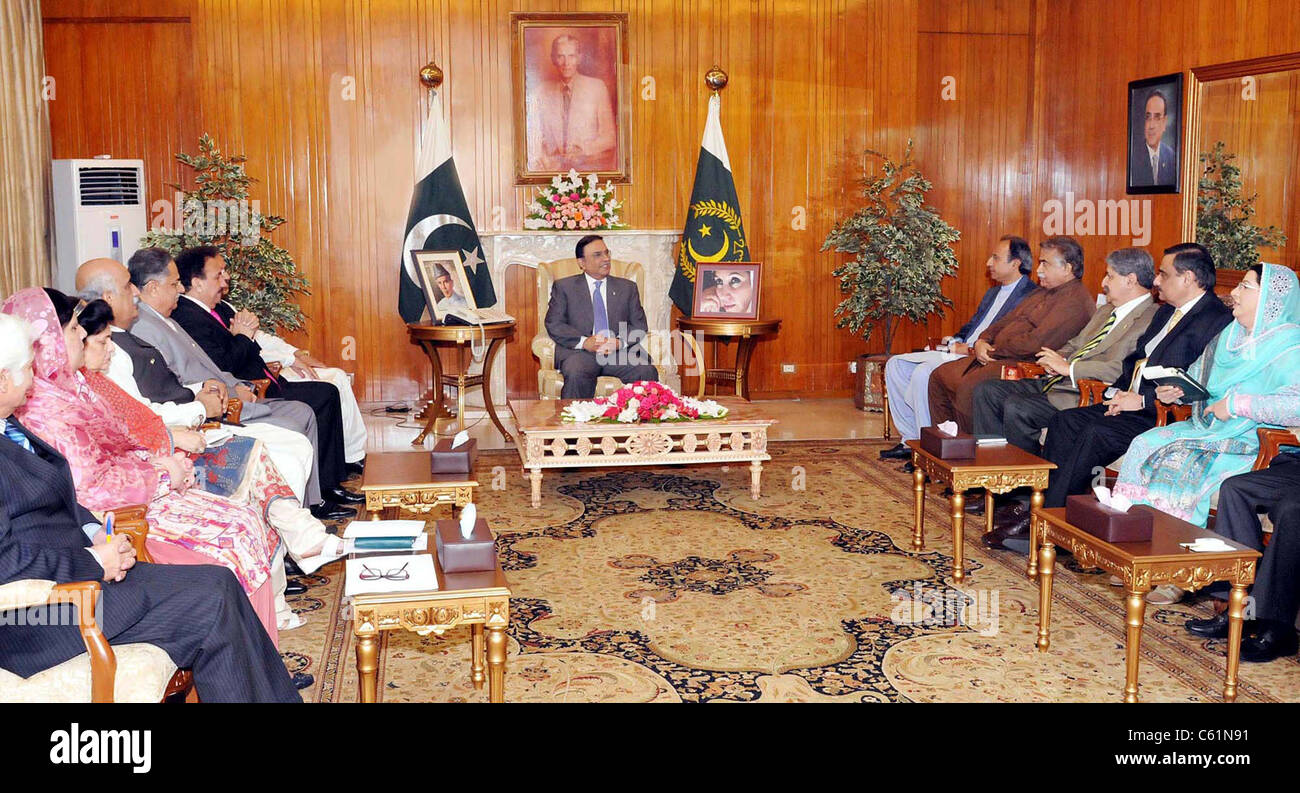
[670,93,749,316]
[398,89,496,323]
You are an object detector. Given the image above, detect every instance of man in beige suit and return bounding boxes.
[972,246,1159,453]
[527,33,618,172]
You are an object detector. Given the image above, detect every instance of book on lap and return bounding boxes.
[1141,365,1211,403]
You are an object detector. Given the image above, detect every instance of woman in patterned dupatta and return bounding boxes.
[1113,263,1300,602]
[2,287,286,639]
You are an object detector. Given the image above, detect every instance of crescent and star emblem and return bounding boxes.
[686,230,731,263]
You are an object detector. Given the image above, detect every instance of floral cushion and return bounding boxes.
[0,644,177,703]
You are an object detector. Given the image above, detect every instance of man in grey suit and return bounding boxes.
[544,235,659,399]
[125,248,354,520]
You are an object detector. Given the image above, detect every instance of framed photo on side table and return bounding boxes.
[410,249,472,323]
[692,262,762,320]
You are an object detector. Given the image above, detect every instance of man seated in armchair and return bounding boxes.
[544,234,658,399]
[0,311,299,702]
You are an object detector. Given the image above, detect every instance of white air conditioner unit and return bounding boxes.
[51,158,148,293]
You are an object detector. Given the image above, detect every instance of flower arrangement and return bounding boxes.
[524,169,627,231]
[562,381,729,424]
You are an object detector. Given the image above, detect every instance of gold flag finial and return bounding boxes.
[704,66,728,93]
[419,62,444,89]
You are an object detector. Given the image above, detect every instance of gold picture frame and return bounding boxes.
[410,249,473,323]
[692,262,763,320]
[511,12,631,185]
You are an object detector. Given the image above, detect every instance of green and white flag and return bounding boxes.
[670,93,749,315]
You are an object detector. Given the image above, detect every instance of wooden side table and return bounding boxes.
[906,441,1055,582]
[407,321,515,445]
[676,317,780,401]
[360,451,478,518]
[352,554,511,703]
[1030,506,1260,703]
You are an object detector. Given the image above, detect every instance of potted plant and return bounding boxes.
[141,134,311,333]
[822,141,960,357]
[1195,141,1287,292]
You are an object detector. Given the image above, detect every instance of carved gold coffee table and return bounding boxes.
[353,551,511,703]
[509,398,774,508]
[1030,506,1259,703]
[906,441,1054,583]
[360,451,478,518]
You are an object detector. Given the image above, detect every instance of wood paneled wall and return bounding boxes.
[37,0,1300,403]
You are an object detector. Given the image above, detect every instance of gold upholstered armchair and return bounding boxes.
[0,507,196,703]
[532,258,684,399]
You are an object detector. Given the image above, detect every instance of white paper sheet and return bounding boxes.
[345,553,438,597]
[343,520,426,539]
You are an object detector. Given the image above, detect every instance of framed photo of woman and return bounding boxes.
[692,262,762,320]
[511,12,631,185]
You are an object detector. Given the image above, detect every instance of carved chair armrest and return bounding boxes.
[225,397,243,424]
[266,362,282,377]
[532,335,557,372]
[109,505,152,563]
[1252,427,1300,471]
[1000,362,1046,380]
[250,379,271,399]
[1078,378,1107,407]
[0,581,115,702]
[1155,402,1193,427]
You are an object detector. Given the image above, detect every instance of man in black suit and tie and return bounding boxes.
[992,243,1234,542]
[170,246,355,506]
[0,312,299,702]
[1130,88,1178,187]
[544,235,659,399]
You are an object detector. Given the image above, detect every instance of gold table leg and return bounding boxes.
[1124,588,1147,703]
[750,459,762,500]
[471,623,486,690]
[950,490,965,582]
[1036,541,1055,651]
[1027,511,1040,581]
[357,633,379,703]
[984,489,994,534]
[486,625,507,703]
[1225,584,1247,702]
[912,461,925,551]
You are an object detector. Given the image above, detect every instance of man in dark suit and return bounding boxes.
[544,235,658,399]
[989,243,1234,544]
[879,235,1038,459]
[170,246,356,507]
[1184,453,1300,662]
[1130,88,1178,187]
[0,312,299,702]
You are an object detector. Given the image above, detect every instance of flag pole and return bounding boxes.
[419,61,444,89]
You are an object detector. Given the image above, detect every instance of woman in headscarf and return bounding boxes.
[1112,263,1300,600]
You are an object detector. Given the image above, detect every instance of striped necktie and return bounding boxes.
[2,419,34,453]
[1042,311,1118,393]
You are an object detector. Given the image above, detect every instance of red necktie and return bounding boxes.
[211,307,277,383]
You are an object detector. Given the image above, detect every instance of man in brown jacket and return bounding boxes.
[927,236,1095,432]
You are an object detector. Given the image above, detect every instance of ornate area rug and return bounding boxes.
[280,443,1300,703]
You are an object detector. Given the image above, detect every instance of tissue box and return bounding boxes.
[431,438,478,474]
[919,426,976,459]
[1065,495,1154,543]
[434,518,497,573]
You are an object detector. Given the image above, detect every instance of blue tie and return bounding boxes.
[592,281,610,337]
[3,420,33,453]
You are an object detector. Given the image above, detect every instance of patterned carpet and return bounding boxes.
[279,442,1300,703]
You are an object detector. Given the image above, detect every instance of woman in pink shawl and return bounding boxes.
[2,287,283,639]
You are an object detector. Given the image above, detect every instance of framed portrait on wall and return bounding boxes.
[511,12,631,185]
[410,249,471,323]
[1126,72,1183,194]
[692,262,762,320]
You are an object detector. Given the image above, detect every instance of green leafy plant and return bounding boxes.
[1195,141,1287,270]
[822,141,960,354]
[140,134,310,332]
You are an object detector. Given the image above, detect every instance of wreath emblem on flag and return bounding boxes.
[678,199,747,281]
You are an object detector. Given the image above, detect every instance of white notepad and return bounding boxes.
[345,553,438,597]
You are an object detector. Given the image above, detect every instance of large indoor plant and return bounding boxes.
[140,134,310,332]
[1195,141,1287,271]
[822,141,960,354]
